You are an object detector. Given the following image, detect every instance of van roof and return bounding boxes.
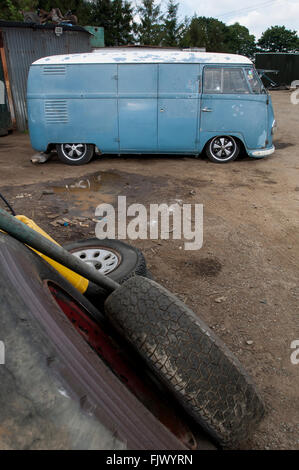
[33,49,252,66]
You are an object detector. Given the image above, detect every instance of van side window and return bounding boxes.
[203,68,222,93]
[203,67,250,94]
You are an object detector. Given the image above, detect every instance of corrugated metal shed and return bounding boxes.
[255,53,299,86]
[0,21,92,131]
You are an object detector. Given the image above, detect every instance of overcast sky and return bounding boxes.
[157,0,299,39]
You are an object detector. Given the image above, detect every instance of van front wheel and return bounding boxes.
[56,143,94,165]
[206,136,239,163]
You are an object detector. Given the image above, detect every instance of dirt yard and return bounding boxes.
[0,90,298,450]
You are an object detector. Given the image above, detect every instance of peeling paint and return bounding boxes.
[33,50,252,66]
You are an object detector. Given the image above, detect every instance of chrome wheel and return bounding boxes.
[209,136,237,162]
[71,247,121,275]
[60,143,87,162]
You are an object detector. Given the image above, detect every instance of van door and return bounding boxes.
[118,64,158,151]
[158,64,200,152]
[200,66,269,150]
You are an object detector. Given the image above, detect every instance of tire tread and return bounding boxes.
[105,276,265,446]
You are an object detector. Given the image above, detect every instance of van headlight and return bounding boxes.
[271,120,277,134]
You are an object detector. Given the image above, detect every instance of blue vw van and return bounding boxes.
[27,49,276,165]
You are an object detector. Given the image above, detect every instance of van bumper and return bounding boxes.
[248,145,275,158]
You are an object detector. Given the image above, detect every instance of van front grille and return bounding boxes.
[45,100,68,123]
[43,65,66,75]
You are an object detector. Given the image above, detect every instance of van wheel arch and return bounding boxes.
[45,143,55,154]
[231,136,246,154]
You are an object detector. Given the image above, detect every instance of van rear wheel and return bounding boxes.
[206,136,239,163]
[56,143,94,165]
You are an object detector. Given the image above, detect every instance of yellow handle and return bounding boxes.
[16,215,89,294]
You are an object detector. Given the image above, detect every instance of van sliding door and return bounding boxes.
[158,64,200,152]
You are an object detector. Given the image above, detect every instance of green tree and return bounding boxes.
[161,0,183,47]
[258,25,299,52]
[0,0,38,21]
[181,16,229,52]
[90,0,135,46]
[111,0,135,45]
[90,0,114,45]
[180,15,204,48]
[226,23,256,58]
[136,0,162,46]
[121,1,136,44]
[178,15,190,46]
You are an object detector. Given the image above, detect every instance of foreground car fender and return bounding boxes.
[0,233,186,450]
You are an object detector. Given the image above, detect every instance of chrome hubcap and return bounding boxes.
[211,137,236,161]
[71,247,120,275]
[62,143,86,161]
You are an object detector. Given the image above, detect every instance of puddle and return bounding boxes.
[52,171,124,216]
[52,171,122,194]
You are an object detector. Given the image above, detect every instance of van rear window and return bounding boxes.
[203,67,250,94]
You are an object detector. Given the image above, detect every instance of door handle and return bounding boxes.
[202,107,212,112]
[160,108,165,112]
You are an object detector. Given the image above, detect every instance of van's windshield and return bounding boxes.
[244,67,266,94]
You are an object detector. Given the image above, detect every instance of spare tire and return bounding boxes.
[63,238,148,303]
[105,276,265,447]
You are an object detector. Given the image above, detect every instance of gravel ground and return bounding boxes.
[0,90,298,449]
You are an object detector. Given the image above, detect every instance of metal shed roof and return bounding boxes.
[33,49,253,65]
